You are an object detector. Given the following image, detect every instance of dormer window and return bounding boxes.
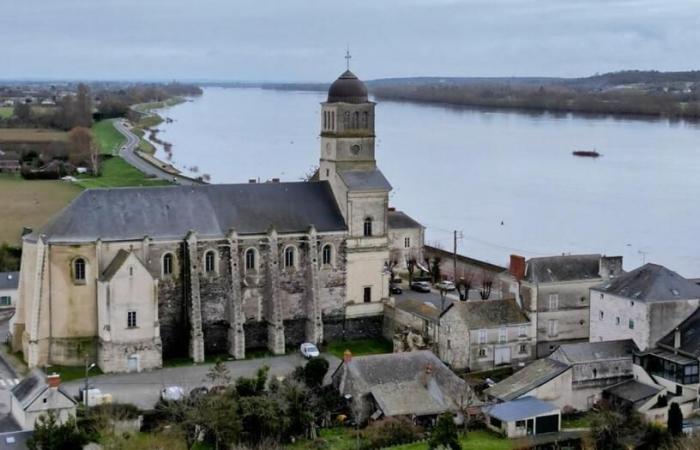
[363,217,373,237]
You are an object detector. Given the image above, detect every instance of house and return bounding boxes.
[383,298,440,351]
[486,339,637,411]
[10,370,77,431]
[510,254,623,357]
[485,397,560,438]
[590,263,700,351]
[387,209,424,270]
[437,299,534,371]
[0,272,19,308]
[602,379,665,417]
[331,350,474,423]
[11,68,421,372]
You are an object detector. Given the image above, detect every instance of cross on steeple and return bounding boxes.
[345,47,352,71]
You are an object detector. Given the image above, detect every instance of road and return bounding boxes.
[114,119,200,186]
[63,353,340,410]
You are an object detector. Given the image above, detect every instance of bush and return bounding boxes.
[304,357,330,388]
[362,417,424,449]
[429,413,461,450]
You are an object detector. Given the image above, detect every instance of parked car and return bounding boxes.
[436,280,456,291]
[161,386,185,402]
[300,342,320,358]
[410,281,431,293]
[390,284,402,295]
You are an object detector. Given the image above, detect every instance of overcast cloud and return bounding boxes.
[1,0,698,81]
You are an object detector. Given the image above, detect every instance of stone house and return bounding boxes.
[383,298,440,351]
[387,209,424,271]
[11,69,414,372]
[437,299,534,371]
[510,254,623,357]
[331,350,473,423]
[486,339,637,411]
[590,263,700,353]
[10,371,76,431]
[0,272,19,308]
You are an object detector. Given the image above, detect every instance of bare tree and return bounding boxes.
[68,127,99,173]
[478,270,494,300]
[456,270,475,301]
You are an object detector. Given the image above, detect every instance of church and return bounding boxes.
[10,69,425,373]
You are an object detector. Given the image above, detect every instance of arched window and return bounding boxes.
[353,111,359,128]
[344,111,350,128]
[245,248,256,271]
[363,217,373,237]
[362,111,369,128]
[162,253,173,276]
[204,250,216,273]
[73,258,86,282]
[322,244,332,266]
[284,246,295,269]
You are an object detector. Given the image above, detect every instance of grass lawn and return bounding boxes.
[325,338,393,359]
[44,364,104,383]
[0,174,81,245]
[92,119,126,155]
[0,107,12,119]
[132,96,185,113]
[562,412,594,429]
[287,429,510,450]
[76,156,169,189]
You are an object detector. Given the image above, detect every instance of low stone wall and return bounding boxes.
[98,339,162,373]
[323,314,384,342]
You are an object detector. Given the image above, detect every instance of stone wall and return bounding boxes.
[98,338,162,373]
[323,315,384,342]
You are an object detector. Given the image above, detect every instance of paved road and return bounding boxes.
[63,353,340,410]
[114,119,200,186]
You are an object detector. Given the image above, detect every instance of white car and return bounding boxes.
[300,342,320,358]
[437,280,456,291]
[161,386,185,402]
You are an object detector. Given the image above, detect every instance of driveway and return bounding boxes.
[114,119,200,186]
[63,353,340,410]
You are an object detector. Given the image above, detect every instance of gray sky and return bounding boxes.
[1,0,698,81]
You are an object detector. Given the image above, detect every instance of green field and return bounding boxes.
[132,96,185,113]
[76,156,169,189]
[0,174,81,245]
[0,107,12,119]
[92,119,126,155]
[287,429,511,450]
[325,338,393,359]
[44,364,104,383]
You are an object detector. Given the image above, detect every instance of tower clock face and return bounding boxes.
[351,144,361,155]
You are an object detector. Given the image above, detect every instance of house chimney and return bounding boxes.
[46,373,61,389]
[343,349,352,364]
[509,255,526,281]
[674,328,682,349]
[599,256,623,279]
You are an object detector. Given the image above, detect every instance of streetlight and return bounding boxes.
[84,358,96,413]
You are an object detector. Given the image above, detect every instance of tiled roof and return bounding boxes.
[443,299,529,329]
[525,254,602,283]
[387,210,423,230]
[486,397,559,421]
[550,339,637,364]
[604,380,661,405]
[338,169,392,192]
[485,359,570,401]
[594,263,700,302]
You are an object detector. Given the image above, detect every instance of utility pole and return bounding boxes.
[453,230,463,282]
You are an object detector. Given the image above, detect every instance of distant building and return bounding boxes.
[590,263,700,351]
[0,272,19,309]
[510,254,623,357]
[331,350,474,423]
[387,209,424,270]
[10,370,76,431]
[486,339,637,411]
[437,298,534,371]
[0,151,20,174]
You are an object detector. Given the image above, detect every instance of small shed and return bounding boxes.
[10,370,77,431]
[485,397,560,438]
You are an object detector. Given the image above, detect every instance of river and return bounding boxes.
[149,87,700,276]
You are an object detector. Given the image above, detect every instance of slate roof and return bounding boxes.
[658,307,700,357]
[550,339,637,364]
[395,298,440,322]
[0,272,19,291]
[387,210,423,230]
[333,350,473,417]
[338,169,392,192]
[100,249,131,281]
[593,263,700,302]
[0,430,33,450]
[604,380,661,405]
[11,369,76,410]
[525,254,601,283]
[486,397,559,422]
[485,359,570,401]
[443,299,529,329]
[25,181,347,243]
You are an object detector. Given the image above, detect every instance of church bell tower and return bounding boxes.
[319,54,392,314]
